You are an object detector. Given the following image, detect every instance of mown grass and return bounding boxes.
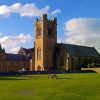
[0,73,100,100]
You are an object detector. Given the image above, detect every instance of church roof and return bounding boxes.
[58,43,100,57]
[5,53,30,61]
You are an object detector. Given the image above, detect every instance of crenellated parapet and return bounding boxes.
[34,14,57,24]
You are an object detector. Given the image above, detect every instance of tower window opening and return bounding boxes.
[37,48,41,60]
[48,26,52,36]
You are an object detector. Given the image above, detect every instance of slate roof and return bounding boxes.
[5,53,30,61]
[58,43,100,57]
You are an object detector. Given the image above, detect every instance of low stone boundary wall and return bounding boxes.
[82,68,100,73]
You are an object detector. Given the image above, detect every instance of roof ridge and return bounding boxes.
[59,43,94,48]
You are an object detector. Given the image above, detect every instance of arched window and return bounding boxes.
[48,26,52,36]
[37,48,41,60]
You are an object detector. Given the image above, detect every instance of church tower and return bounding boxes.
[34,14,57,71]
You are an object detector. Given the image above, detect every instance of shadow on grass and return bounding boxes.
[0,77,27,80]
[56,78,72,80]
[0,75,40,80]
[80,70,97,73]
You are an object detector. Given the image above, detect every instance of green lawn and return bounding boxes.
[0,73,100,100]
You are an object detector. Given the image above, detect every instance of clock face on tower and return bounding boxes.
[36,23,41,37]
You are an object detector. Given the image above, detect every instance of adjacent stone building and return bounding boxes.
[0,44,30,71]
[55,43,100,70]
[18,47,35,71]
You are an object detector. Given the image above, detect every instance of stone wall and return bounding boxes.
[0,61,30,71]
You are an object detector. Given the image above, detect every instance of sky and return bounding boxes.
[0,0,100,53]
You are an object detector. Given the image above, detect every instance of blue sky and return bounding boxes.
[0,0,100,53]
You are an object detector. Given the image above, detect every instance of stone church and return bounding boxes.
[0,14,100,71]
[33,14,100,71]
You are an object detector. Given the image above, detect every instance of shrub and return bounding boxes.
[87,63,95,68]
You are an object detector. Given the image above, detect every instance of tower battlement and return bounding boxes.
[42,14,57,24]
[34,14,57,24]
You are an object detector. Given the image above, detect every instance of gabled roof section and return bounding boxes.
[18,47,34,55]
[58,43,100,57]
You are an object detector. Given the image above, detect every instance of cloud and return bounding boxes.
[0,3,60,17]
[64,18,100,53]
[50,9,61,15]
[0,33,32,53]
[10,47,20,54]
